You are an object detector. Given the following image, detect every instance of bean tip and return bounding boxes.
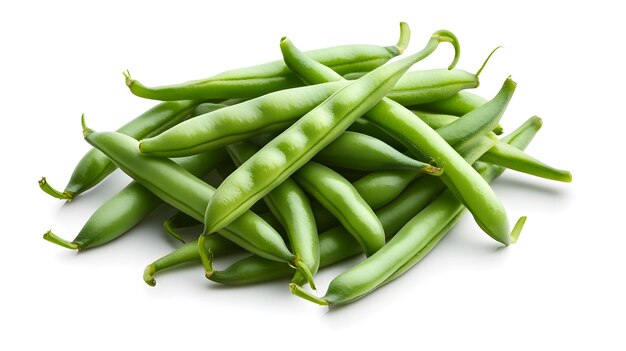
[43,230,80,250]
[143,265,157,287]
[38,177,73,201]
[510,216,527,244]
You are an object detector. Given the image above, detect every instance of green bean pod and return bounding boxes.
[290,120,538,305]
[39,101,197,200]
[480,140,572,182]
[210,174,447,285]
[204,30,458,235]
[293,162,385,256]
[313,131,432,171]
[226,141,318,287]
[205,126,498,286]
[347,119,406,150]
[280,34,517,245]
[414,112,568,182]
[143,236,240,286]
[148,133,495,285]
[413,90,487,116]
[139,82,346,157]
[82,125,301,275]
[43,150,227,251]
[385,69,478,106]
[351,170,421,209]
[124,23,410,101]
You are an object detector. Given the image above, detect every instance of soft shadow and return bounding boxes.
[494,176,571,198]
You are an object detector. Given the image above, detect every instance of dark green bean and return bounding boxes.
[124,23,411,101]
[39,101,197,200]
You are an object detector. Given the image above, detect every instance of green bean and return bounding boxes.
[412,92,504,135]
[385,69,478,106]
[210,174,447,285]
[414,112,570,182]
[39,101,197,200]
[347,119,406,150]
[293,162,385,256]
[480,141,572,182]
[143,236,240,287]
[352,170,421,209]
[413,90,487,116]
[436,78,514,146]
[226,141,318,287]
[313,131,433,171]
[81,122,307,279]
[203,30,459,235]
[290,120,538,305]
[139,82,346,157]
[124,23,410,101]
[192,102,229,116]
[206,117,498,286]
[280,34,517,245]
[43,150,227,250]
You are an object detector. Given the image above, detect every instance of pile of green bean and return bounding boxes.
[41,23,571,306]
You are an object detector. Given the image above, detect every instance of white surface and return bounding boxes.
[2,1,624,350]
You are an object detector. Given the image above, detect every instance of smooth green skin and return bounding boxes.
[293,162,385,257]
[313,131,431,171]
[414,90,487,116]
[436,78,515,146]
[193,102,229,116]
[226,141,319,286]
[414,111,570,182]
[139,82,345,157]
[280,34,515,245]
[207,128,498,286]
[84,130,294,264]
[125,23,410,101]
[294,120,539,306]
[204,31,458,235]
[480,142,572,182]
[210,173,447,285]
[352,170,421,209]
[145,118,540,286]
[39,100,197,200]
[143,236,240,286]
[44,151,227,251]
[413,93,504,135]
[385,68,478,106]
[347,118,406,150]
[139,67,476,158]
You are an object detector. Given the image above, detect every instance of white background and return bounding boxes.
[2,1,624,350]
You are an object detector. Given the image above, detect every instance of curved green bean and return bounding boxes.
[293,162,384,256]
[280,34,517,245]
[313,131,433,171]
[82,123,305,278]
[39,101,197,200]
[226,141,318,287]
[43,150,227,250]
[124,23,410,101]
[290,119,538,305]
[203,30,459,235]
